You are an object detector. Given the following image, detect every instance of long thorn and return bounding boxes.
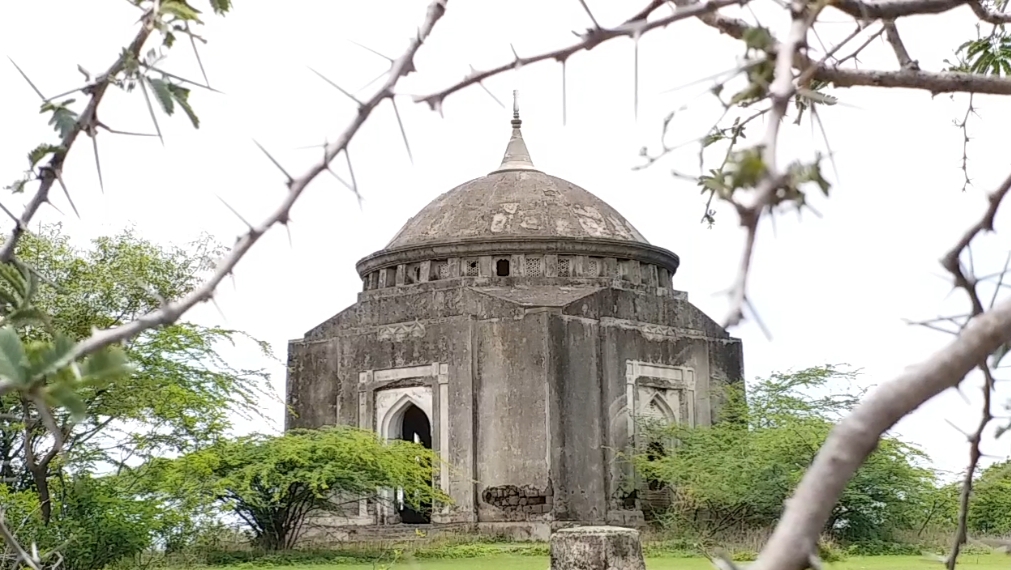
[52,168,80,217]
[91,134,105,193]
[634,35,640,121]
[253,141,293,182]
[217,195,253,229]
[562,60,568,126]
[138,78,165,145]
[471,66,504,108]
[144,63,221,93]
[44,85,90,103]
[345,149,359,195]
[390,98,414,164]
[8,58,45,100]
[309,67,362,105]
[348,39,393,62]
[185,22,211,87]
[577,0,601,28]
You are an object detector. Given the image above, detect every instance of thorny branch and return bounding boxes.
[0,13,156,263]
[0,0,449,397]
[748,169,1011,570]
[412,0,749,112]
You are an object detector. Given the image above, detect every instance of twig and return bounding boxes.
[0,0,450,394]
[883,20,918,69]
[749,171,1011,570]
[721,0,818,328]
[412,0,749,111]
[0,509,39,570]
[947,366,993,570]
[0,10,157,262]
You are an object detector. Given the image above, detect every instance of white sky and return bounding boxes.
[2,0,1010,481]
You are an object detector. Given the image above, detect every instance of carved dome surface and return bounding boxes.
[384,170,649,250]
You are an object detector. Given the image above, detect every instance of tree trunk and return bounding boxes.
[29,464,52,524]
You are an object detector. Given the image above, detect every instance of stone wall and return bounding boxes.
[285,277,744,529]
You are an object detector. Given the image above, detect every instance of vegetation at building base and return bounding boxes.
[131,425,449,552]
[0,224,447,569]
[627,365,1011,560]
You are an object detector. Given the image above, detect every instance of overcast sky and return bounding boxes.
[2,0,1009,480]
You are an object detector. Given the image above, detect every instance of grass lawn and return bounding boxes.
[217,553,1010,570]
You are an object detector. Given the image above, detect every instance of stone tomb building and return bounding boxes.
[285,102,745,538]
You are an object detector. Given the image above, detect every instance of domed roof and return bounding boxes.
[385,100,648,251]
[385,170,649,250]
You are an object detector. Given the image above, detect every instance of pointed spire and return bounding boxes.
[491,90,537,174]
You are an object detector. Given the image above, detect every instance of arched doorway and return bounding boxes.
[397,403,432,524]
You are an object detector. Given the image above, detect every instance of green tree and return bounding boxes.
[138,426,449,551]
[635,365,938,544]
[0,223,272,523]
[967,461,1011,535]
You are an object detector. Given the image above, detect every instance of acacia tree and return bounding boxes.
[6,0,1011,569]
[635,366,938,544]
[136,427,447,551]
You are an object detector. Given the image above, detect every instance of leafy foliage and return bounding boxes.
[0,224,272,531]
[966,461,1011,535]
[633,365,938,544]
[138,427,450,551]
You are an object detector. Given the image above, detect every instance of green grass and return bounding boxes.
[201,553,1011,570]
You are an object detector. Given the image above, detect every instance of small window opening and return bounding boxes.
[431,260,448,281]
[465,260,479,277]
[495,259,511,277]
[406,265,421,284]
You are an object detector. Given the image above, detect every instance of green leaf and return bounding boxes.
[28,143,63,168]
[80,346,132,380]
[0,262,29,303]
[147,78,175,116]
[160,0,204,22]
[47,381,87,421]
[209,0,232,14]
[5,306,51,330]
[40,100,80,139]
[167,83,200,128]
[29,333,76,379]
[0,327,28,386]
[5,177,29,194]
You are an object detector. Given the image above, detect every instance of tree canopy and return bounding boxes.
[1,223,271,532]
[634,365,939,545]
[137,426,449,551]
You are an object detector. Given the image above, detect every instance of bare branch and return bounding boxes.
[830,0,1011,22]
[721,0,818,328]
[0,10,157,263]
[0,0,450,383]
[749,172,1011,570]
[947,366,993,569]
[883,20,918,70]
[413,0,749,110]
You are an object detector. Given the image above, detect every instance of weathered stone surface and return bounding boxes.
[286,106,746,542]
[550,526,646,570]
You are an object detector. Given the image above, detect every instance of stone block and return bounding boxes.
[550,526,645,570]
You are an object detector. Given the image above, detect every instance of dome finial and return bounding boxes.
[512,89,521,128]
[492,89,537,173]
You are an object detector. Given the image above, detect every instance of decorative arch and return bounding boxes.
[646,394,676,424]
[379,393,432,442]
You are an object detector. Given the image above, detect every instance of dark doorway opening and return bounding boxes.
[645,441,666,491]
[398,404,432,524]
[495,259,510,277]
[642,439,671,521]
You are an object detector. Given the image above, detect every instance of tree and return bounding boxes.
[0,223,271,525]
[635,366,938,544]
[137,426,449,551]
[966,461,1011,535]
